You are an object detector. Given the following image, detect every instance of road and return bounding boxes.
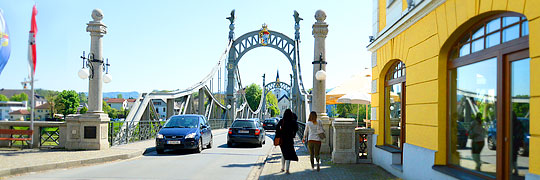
[10,129,275,180]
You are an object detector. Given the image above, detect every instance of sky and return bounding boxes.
[0,0,373,93]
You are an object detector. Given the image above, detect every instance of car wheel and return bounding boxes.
[207,136,213,149]
[227,141,233,147]
[487,136,496,150]
[195,138,203,153]
[518,146,529,156]
[156,149,164,154]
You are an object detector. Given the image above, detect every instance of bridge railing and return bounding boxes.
[208,119,233,130]
[0,121,66,149]
[296,121,306,141]
[108,120,166,146]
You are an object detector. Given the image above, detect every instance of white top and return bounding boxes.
[303,120,323,141]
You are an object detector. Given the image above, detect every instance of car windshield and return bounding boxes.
[232,121,255,128]
[164,116,199,128]
[264,120,276,124]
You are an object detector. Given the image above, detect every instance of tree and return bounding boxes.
[44,92,59,119]
[245,83,262,110]
[10,93,28,102]
[55,90,80,119]
[266,92,280,117]
[116,94,123,99]
[78,92,88,104]
[80,106,88,114]
[0,94,8,101]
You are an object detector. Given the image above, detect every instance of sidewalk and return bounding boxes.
[0,139,156,178]
[258,137,399,180]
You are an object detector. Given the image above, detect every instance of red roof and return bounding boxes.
[9,109,30,115]
[106,98,126,103]
[127,99,136,102]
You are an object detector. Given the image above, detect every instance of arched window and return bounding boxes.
[448,13,529,179]
[385,61,406,150]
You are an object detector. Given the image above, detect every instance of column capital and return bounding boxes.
[312,10,328,38]
[87,9,107,36]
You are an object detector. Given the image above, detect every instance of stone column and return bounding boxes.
[332,118,357,163]
[66,9,110,150]
[312,10,331,153]
[86,9,107,113]
[198,88,205,115]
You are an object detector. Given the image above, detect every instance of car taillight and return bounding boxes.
[263,124,266,126]
[255,129,260,135]
[228,128,232,134]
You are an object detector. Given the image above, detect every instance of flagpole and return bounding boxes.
[30,71,35,147]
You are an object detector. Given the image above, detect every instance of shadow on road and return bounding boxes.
[143,149,197,156]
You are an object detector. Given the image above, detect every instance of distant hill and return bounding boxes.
[81,91,139,99]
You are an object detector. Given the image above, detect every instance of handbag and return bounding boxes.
[317,122,326,139]
[274,137,281,146]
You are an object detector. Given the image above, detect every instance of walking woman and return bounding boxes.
[303,111,323,172]
[275,109,298,174]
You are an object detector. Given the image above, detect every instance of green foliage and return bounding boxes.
[116,94,123,99]
[336,104,371,121]
[55,90,80,119]
[78,92,88,104]
[102,101,128,119]
[266,92,280,117]
[245,83,262,110]
[0,94,8,101]
[80,106,88,114]
[10,93,28,102]
[44,91,59,119]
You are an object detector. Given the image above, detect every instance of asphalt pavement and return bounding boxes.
[7,129,274,180]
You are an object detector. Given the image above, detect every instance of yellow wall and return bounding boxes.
[379,0,386,32]
[371,0,540,173]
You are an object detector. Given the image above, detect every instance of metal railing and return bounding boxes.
[296,121,305,140]
[108,120,166,146]
[355,128,375,163]
[0,121,65,148]
[208,119,233,129]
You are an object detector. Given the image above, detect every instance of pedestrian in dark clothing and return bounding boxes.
[275,109,298,174]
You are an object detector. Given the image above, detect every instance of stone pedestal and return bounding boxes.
[319,115,332,153]
[332,118,356,163]
[65,113,110,150]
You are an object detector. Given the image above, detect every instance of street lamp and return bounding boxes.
[313,53,327,80]
[79,51,112,83]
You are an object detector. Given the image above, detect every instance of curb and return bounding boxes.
[246,144,275,180]
[0,148,154,178]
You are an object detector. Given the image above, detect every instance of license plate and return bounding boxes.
[167,141,181,144]
[238,130,249,134]
[268,125,273,126]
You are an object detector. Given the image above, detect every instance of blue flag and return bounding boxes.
[0,9,11,76]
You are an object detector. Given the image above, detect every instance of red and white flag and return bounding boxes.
[28,4,37,76]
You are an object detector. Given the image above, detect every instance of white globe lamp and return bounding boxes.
[78,68,90,79]
[103,73,112,83]
[315,70,327,80]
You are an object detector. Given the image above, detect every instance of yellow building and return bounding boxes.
[367,0,539,179]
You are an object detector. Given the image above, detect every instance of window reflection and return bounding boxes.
[450,58,497,177]
[510,58,530,178]
[386,84,402,148]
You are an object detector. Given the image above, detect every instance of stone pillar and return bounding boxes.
[166,99,174,119]
[332,118,357,163]
[86,9,107,113]
[66,9,110,150]
[312,10,331,153]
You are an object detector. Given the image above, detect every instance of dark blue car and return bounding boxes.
[155,114,213,154]
[227,119,266,147]
[487,118,529,156]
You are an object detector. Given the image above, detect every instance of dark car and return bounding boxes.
[227,119,266,147]
[457,122,468,149]
[155,114,213,154]
[487,118,529,156]
[262,118,278,130]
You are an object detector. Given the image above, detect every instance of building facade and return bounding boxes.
[367,0,539,179]
[106,98,127,110]
[152,99,167,119]
[0,101,26,121]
